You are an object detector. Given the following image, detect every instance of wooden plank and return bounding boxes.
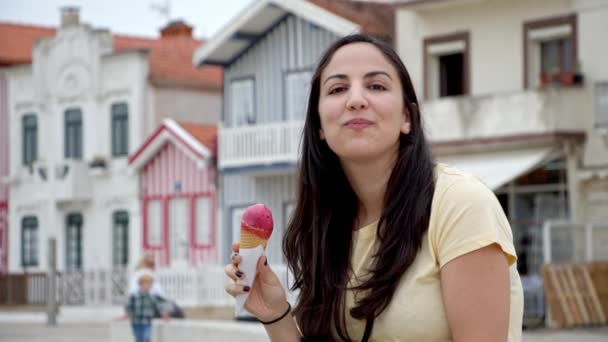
[565,265,590,324]
[587,262,608,319]
[580,264,607,324]
[544,264,574,327]
[572,265,599,324]
[541,265,565,327]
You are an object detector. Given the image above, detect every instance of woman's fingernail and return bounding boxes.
[235,270,243,278]
[264,257,268,266]
[243,286,250,292]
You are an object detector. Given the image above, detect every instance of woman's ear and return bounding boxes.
[401,104,415,135]
[319,129,325,140]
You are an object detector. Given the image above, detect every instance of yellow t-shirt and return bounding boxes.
[343,164,523,341]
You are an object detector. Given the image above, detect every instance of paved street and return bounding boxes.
[0,321,607,342]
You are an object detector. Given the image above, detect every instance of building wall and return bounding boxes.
[395,0,608,97]
[153,86,221,125]
[5,25,149,272]
[140,141,217,267]
[395,0,608,230]
[221,172,296,265]
[0,72,9,272]
[223,14,339,126]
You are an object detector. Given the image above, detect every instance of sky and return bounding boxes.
[0,0,253,39]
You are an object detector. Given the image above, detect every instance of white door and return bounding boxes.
[169,198,189,267]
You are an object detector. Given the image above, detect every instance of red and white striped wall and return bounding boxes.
[130,119,217,268]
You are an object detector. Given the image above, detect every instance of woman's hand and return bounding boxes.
[225,242,290,322]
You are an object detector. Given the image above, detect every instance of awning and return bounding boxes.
[438,148,556,190]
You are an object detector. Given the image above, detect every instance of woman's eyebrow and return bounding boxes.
[364,71,392,80]
[322,74,347,86]
[322,71,392,86]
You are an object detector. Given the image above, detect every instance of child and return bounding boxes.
[123,270,169,342]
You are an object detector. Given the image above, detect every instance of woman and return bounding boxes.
[225,34,523,341]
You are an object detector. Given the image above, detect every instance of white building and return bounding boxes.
[393,0,608,270]
[2,8,222,273]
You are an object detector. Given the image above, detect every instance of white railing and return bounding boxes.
[219,87,591,169]
[20,264,297,307]
[542,221,608,263]
[156,263,297,307]
[218,120,304,169]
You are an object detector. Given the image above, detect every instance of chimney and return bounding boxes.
[160,20,193,38]
[60,6,80,27]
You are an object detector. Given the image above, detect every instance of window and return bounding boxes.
[285,70,312,121]
[230,78,255,126]
[21,216,38,267]
[423,32,470,99]
[65,108,83,159]
[147,200,162,246]
[112,211,129,267]
[66,213,83,270]
[111,103,129,157]
[22,114,38,166]
[195,197,212,246]
[524,14,577,88]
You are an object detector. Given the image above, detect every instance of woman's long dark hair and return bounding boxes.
[283,34,436,340]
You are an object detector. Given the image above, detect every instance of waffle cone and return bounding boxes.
[240,229,268,249]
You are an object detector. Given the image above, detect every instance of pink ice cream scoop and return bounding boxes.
[240,204,274,248]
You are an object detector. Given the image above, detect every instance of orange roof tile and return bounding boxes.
[0,22,222,89]
[309,0,395,43]
[179,122,218,156]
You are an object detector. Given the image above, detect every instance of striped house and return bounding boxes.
[193,0,393,267]
[129,119,218,267]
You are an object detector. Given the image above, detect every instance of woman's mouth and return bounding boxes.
[344,118,373,129]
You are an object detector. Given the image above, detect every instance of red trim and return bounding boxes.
[129,124,166,164]
[0,202,6,209]
[129,123,209,167]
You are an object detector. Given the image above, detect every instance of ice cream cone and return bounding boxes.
[240,229,268,249]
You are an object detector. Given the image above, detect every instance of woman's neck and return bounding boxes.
[341,151,397,229]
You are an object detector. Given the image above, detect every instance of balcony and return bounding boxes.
[218,86,591,169]
[218,121,303,170]
[423,86,589,146]
[54,160,92,203]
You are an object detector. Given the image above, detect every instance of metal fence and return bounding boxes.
[2,263,297,308]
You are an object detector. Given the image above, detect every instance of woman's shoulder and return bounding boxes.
[433,163,496,205]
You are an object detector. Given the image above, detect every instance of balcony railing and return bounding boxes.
[55,160,92,202]
[218,86,591,169]
[218,120,304,170]
[423,86,589,143]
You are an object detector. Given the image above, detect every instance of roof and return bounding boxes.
[129,119,217,171]
[193,0,394,66]
[0,22,222,90]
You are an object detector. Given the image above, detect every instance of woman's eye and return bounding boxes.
[328,86,346,95]
[369,84,386,91]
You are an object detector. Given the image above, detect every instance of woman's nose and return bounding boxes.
[346,87,368,111]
